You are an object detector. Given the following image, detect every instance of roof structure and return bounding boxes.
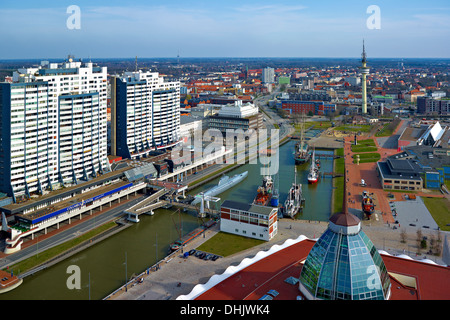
[176,235,450,300]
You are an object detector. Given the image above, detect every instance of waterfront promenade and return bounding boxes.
[109,212,445,300]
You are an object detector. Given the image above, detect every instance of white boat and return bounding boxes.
[191,171,248,205]
[307,149,319,184]
[283,167,303,218]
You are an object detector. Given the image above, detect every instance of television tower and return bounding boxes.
[359,40,370,114]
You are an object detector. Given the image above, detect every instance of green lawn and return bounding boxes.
[375,119,401,137]
[5,221,117,276]
[334,124,372,133]
[351,145,378,153]
[353,153,381,163]
[422,197,450,231]
[354,139,376,146]
[196,231,265,257]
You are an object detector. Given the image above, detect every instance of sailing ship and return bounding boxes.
[253,175,274,206]
[361,191,375,218]
[307,149,319,184]
[283,167,303,218]
[294,114,310,164]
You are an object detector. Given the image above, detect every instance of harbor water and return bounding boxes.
[0,140,335,300]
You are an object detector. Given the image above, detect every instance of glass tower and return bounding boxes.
[299,210,391,300]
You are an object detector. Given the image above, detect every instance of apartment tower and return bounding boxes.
[110,70,181,159]
[0,58,109,202]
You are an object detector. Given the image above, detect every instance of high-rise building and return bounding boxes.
[110,70,181,159]
[262,67,275,84]
[0,58,109,202]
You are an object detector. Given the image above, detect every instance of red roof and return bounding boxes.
[195,238,450,300]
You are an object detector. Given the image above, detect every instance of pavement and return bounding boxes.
[109,212,447,300]
[108,119,449,301]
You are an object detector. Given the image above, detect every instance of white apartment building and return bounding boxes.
[0,58,109,202]
[262,67,275,84]
[111,70,181,159]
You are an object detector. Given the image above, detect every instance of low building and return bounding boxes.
[220,200,278,241]
[376,158,423,191]
[277,100,336,116]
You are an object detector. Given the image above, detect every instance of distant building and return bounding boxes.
[277,100,336,116]
[287,91,331,102]
[220,200,278,241]
[110,70,181,160]
[417,96,450,115]
[262,67,275,84]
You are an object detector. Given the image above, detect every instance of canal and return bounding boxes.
[0,140,334,300]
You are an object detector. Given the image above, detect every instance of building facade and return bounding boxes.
[262,67,275,84]
[278,100,336,116]
[417,96,450,115]
[208,101,263,133]
[376,158,423,191]
[111,70,181,160]
[220,200,278,241]
[0,59,109,202]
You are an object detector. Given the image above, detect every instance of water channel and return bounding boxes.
[0,140,334,300]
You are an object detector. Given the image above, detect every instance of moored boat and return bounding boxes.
[253,175,274,206]
[307,149,319,184]
[191,171,248,205]
[361,191,375,218]
[283,167,303,218]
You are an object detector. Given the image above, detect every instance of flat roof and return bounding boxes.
[377,162,422,181]
[1,167,130,215]
[15,181,132,224]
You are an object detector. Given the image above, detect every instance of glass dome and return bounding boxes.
[299,222,391,300]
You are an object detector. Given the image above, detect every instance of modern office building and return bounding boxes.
[208,100,263,133]
[110,70,181,160]
[417,96,450,115]
[376,158,423,191]
[0,58,109,202]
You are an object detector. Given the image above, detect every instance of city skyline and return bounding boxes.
[1,0,450,59]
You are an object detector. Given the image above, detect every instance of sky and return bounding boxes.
[1,0,449,59]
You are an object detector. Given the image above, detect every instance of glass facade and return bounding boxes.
[299,228,391,300]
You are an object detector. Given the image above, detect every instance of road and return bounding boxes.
[0,195,146,270]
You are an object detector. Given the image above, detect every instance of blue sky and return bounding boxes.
[1,0,449,59]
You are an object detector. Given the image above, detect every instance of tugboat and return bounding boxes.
[361,191,375,218]
[253,175,274,206]
[283,167,303,218]
[307,149,319,184]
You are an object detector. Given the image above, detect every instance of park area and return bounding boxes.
[196,231,265,257]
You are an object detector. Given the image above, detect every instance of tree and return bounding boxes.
[400,229,407,244]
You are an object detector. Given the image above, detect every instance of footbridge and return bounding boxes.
[124,188,170,222]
